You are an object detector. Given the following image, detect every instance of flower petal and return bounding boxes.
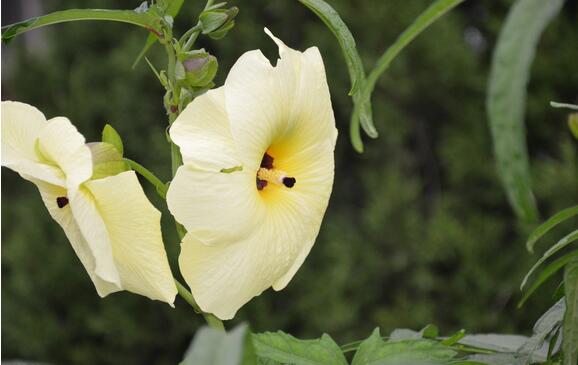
[69,186,121,286]
[224,49,289,171]
[1,101,65,186]
[167,165,265,245]
[179,155,334,319]
[85,171,177,304]
[37,117,92,194]
[271,141,335,290]
[224,30,337,172]
[170,87,239,171]
[178,228,283,320]
[35,179,121,297]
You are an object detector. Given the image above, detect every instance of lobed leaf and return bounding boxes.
[526,205,578,253]
[563,260,578,365]
[352,328,457,365]
[252,331,348,365]
[486,0,565,222]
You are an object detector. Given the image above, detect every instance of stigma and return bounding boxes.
[257,168,296,189]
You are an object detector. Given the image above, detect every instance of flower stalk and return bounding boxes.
[161,2,225,331]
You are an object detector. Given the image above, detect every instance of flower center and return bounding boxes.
[256,153,296,190]
[56,196,69,208]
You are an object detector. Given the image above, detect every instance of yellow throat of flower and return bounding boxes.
[256,152,296,193]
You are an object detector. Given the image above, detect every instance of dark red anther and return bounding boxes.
[256,178,268,191]
[282,177,296,188]
[170,105,178,114]
[56,196,69,208]
[260,153,274,169]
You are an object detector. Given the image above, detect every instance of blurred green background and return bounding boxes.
[1,0,577,364]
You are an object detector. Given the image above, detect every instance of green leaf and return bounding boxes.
[440,329,466,346]
[252,331,348,365]
[181,323,255,365]
[486,0,564,223]
[362,0,465,104]
[550,101,578,111]
[459,334,529,353]
[101,124,124,156]
[352,0,465,149]
[1,8,162,43]
[296,0,373,151]
[466,353,521,365]
[297,0,363,96]
[519,250,578,307]
[563,260,578,365]
[517,298,566,362]
[526,205,578,253]
[352,328,457,365]
[132,0,184,68]
[522,230,578,290]
[389,324,438,341]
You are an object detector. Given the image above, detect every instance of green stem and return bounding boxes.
[124,158,167,198]
[175,279,225,331]
[162,16,224,332]
[181,0,215,52]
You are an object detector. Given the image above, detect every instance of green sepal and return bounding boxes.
[101,124,124,156]
[199,11,228,34]
[199,7,238,35]
[208,20,235,40]
[88,142,129,180]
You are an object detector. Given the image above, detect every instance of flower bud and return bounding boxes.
[199,6,238,39]
[176,50,218,88]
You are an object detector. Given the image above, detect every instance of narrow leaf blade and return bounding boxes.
[297,0,364,95]
[2,8,161,42]
[563,260,578,365]
[522,230,578,290]
[519,250,578,307]
[486,0,564,222]
[527,205,578,253]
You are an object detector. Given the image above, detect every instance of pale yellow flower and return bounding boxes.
[167,29,337,319]
[1,101,177,305]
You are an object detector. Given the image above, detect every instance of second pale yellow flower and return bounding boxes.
[167,29,337,319]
